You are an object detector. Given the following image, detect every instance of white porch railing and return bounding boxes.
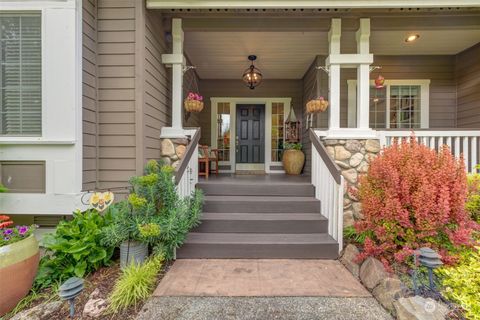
[174,128,200,198]
[310,129,344,252]
[378,130,480,173]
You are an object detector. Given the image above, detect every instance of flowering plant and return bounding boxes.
[0,215,36,247]
[186,92,203,101]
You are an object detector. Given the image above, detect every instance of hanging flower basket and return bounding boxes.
[184,92,204,113]
[306,97,329,114]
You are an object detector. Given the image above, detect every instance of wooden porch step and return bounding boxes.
[176,233,338,259]
[197,182,315,197]
[203,196,320,213]
[194,212,328,234]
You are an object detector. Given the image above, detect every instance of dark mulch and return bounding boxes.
[5,260,172,320]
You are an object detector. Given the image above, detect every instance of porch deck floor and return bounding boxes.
[153,259,369,297]
[199,173,311,185]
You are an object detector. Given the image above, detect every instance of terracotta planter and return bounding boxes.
[282,149,305,175]
[184,99,204,113]
[0,235,39,316]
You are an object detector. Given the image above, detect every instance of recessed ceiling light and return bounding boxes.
[405,34,420,43]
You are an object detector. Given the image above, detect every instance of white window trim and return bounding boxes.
[347,79,430,129]
[210,97,291,173]
[0,0,84,215]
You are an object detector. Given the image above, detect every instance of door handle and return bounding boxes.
[236,136,239,146]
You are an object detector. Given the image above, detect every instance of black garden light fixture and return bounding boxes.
[412,247,443,295]
[242,55,262,90]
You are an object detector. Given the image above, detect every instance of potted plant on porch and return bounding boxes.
[282,142,305,175]
[0,211,39,316]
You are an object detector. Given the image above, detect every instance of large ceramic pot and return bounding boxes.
[0,235,39,316]
[282,149,305,175]
[120,240,148,269]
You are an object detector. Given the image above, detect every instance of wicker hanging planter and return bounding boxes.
[306,97,329,114]
[184,92,204,113]
[184,98,204,113]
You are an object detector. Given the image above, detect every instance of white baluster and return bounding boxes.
[463,137,469,170]
[471,137,477,173]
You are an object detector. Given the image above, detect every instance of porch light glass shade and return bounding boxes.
[242,65,263,89]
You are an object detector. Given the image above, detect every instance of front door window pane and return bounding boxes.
[271,102,284,162]
[216,102,230,161]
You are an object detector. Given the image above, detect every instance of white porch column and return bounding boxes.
[327,19,341,131]
[356,19,371,130]
[161,18,186,138]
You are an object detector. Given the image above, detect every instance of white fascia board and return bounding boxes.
[326,54,374,66]
[146,0,479,9]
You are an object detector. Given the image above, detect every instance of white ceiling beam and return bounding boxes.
[147,0,480,9]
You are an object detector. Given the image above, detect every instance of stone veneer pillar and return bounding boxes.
[160,138,189,168]
[322,138,381,227]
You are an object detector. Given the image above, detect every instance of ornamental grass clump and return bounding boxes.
[108,255,163,313]
[356,137,479,268]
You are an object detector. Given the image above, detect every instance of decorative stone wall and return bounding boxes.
[323,139,381,227]
[160,138,189,169]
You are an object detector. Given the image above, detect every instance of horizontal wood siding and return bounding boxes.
[82,0,98,191]
[456,43,480,128]
[143,9,171,162]
[97,0,137,189]
[198,79,304,147]
[373,55,456,129]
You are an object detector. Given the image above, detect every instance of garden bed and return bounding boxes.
[5,260,173,320]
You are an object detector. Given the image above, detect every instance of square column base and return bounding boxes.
[160,127,187,139]
[323,128,377,140]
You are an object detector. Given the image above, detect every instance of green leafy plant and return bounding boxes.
[100,160,204,259]
[284,142,302,150]
[0,183,7,193]
[437,246,480,320]
[344,225,370,245]
[108,255,163,313]
[34,209,114,289]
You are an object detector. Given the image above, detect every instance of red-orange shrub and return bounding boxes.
[355,137,479,267]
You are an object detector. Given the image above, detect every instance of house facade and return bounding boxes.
[1,0,480,236]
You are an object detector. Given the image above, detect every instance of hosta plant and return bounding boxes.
[34,209,114,289]
[355,137,478,268]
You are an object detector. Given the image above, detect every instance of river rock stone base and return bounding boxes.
[160,138,191,169]
[322,139,381,227]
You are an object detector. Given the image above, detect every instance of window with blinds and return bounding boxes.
[0,13,42,136]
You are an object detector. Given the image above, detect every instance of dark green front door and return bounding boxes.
[236,104,265,163]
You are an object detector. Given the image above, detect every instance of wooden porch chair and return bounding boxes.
[198,145,219,178]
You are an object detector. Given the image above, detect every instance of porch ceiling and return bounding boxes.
[185,29,480,79]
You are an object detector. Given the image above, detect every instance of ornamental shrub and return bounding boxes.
[355,137,478,268]
[437,247,480,320]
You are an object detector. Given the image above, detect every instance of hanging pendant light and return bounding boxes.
[242,55,262,90]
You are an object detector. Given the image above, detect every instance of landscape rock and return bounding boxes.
[394,296,449,320]
[326,146,335,158]
[161,156,172,165]
[324,139,339,146]
[335,146,352,161]
[11,301,63,320]
[365,153,377,163]
[349,153,364,167]
[176,144,186,159]
[359,257,388,290]
[365,139,381,153]
[372,278,404,312]
[352,202,363,220]
[160,139,175,157]
[171,160,180,169]
[171,138,189,145]
[345,140,362,152]
[83,297,108,318]
[335,160,350,169]
[357,161,369,173]
[340,244,361,277]
[342,169,358,184]
[343,210,355,227]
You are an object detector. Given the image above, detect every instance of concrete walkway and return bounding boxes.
[137,259,392,320]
